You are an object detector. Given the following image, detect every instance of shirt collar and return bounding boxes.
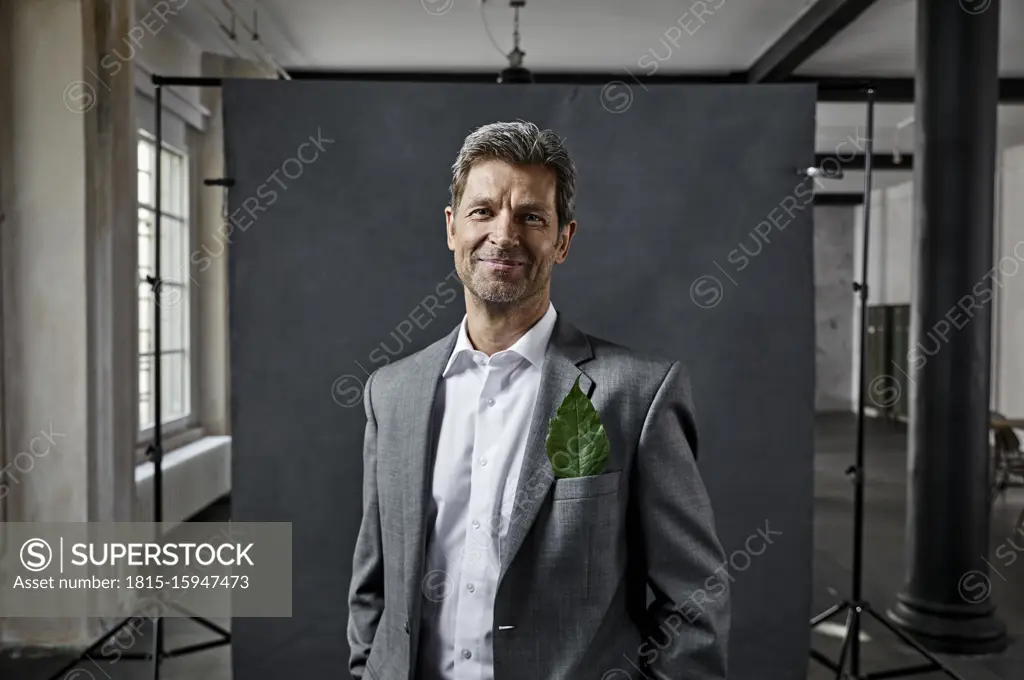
[442,301,558,377]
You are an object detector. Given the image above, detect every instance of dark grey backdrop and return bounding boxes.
[223,79,817,680]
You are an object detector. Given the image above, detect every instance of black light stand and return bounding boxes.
[44,81,230,680]
[807,88,965,680]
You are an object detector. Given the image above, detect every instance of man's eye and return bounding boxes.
[524,214,542,222]
[471,208,489,216]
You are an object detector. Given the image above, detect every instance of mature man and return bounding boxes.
[347,121,729,680]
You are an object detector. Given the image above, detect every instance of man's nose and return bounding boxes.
[489,211,519,243]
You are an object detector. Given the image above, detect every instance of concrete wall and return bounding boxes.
[995,145,1024,418]
[863,181,915,307]
[846,179,913,414]
[850,145,1024,416]
[814,206,855,412]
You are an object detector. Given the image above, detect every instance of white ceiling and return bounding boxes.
[283,0,819,73]
[176,0,821,73]
[175,0,1024,76]
[801,0,1024,76]
[165,0,1024,193]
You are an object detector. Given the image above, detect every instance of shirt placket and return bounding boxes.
[453,357,506,679]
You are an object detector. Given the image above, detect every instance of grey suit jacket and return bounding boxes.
[347,311,730,680]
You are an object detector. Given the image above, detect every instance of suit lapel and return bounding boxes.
[401,312,595,617]
[498,314,594,585]
[403,323,460,623]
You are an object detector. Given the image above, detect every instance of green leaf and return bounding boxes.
[545,375,610,479]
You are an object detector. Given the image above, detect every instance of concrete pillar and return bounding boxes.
[0,0,137,646]
[84,0,139,530]
[889,0,1007,654]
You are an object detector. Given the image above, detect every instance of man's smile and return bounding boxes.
[478,257,526,272]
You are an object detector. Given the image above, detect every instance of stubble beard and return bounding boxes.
[456,254,554,306]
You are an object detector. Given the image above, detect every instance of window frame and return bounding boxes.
[136,131,199,455]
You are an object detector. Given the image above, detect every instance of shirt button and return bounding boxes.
[479,457,488,466]
[471,520,480,529]
[466,583,475,593]
[462,649,472,659]
[484,397,495,406]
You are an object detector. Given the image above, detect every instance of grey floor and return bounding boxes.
[807,413,1023,680]
[2,413,1022,679]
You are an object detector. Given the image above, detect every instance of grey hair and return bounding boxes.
[449,120,577,232]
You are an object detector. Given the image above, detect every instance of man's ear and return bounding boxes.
[445,206,455,251]
[555,220,577,264]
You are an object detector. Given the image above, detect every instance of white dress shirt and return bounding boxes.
[417,301,558,680]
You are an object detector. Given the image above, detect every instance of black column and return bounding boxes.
[888,0,1007,655]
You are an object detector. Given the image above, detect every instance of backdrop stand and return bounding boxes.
[37,72,945,680]
[807,87,965,680]
[44,78,230,680]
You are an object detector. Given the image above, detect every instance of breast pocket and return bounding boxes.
[547,470,624,600]
[552,469,623,501]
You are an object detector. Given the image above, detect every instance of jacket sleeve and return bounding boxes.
[347,369,384,678]
[632,361,730,679]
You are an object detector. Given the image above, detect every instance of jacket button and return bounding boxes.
[403,621,410,634]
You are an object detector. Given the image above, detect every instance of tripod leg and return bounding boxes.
[166,601,232,639]
[864,607,968,680]
[812,601,846,627]
[184,615,231,641]
[152,616,164,680]
[44,616,148,680]
[834,608,857,680]
[851,606,861,679]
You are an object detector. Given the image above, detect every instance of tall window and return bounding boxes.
[138,133,191,436]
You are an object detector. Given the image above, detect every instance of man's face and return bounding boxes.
[446,159,576,306]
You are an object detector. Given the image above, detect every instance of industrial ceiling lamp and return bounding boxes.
[498,1,533,84]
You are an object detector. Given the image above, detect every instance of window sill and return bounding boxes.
[134,434,232,526]
[136,425,205,465]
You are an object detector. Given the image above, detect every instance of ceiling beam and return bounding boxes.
[747,0,883,83]
[815,153,913,171]
[286,71,750,84]
[805,77,1024,102]
[284,71,1024,103]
